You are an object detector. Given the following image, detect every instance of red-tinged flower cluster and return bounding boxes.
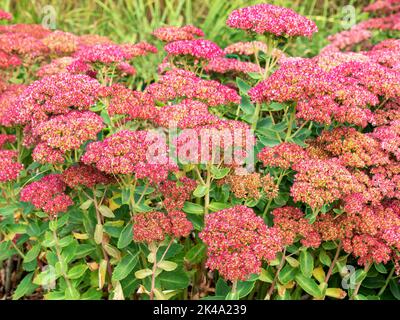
[373,100,400,126]
[224,171,263,199]
[0,23,51,39]
[159,177,197,211]
[41,31,80,55]
[371,120,400,161]
[314,127,390,168]
[61,164,112,189]
[290,158,362,209]
[272,206,321,248]
[174,119,254,166]
[0,150,23,183]
[99,84,156,121]
[82,130,176,182]
[200,206,283,281]
[20,174,73,215]
[14,73,101,126]
[249,58,393,127]
[325,27,372,52]
[119,42,157,58]
[32,143,64,165]
[164,39,224,60]
[133,210,192,243]
[153,99,218,129]
[0,50,21,69]
[73,44,131,64]
[226,4,318,37]
[0,9,12,21]
[204,57,260,74]
[32,111,104,153]
[0,133,15,148]
[364,39,400,68]
[364,0,400,14]
[314,51,370,72]
[357,12,400,30]
[258,142,309,170]
[153,25,204,42]
[224,41,269,56]
[0,32,49,60]
[145,69,240,106]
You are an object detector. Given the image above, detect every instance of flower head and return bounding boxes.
[227,4,318,37]
[153,25,204,42]
[200,205,283,281]
[164,39,224,60]
[20,174,73,215]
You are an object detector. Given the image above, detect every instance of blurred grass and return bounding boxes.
[0,0,374,79]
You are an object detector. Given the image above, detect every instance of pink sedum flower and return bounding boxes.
[153,25,204,42]
[227,4,318,37]
[164,39,224,60]
[200,205,283,281]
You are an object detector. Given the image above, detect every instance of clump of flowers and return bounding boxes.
[32,143,65,165]
[204,57,260,74]
[82,130,177,183]
[164,39,224,60]
[99,84,156,121]
[224,171,262,199]
[41,31,80,55]
[258,142,309,170]
[153,25,204,42]
[145,69,240,106]
[290,158,362,209]
[0,150,23,183]
[20,174,73,215]
[272,206,321,247]
[226,4,318,37]
[32,111,104,152]
[153,99,218,129]
[14,73,101,125]
[224,41,269,56]
[200,205,283,281]
[62,164,112,189]
[159,177,197,211]
[0,10,12,21]
[133,210,192,243]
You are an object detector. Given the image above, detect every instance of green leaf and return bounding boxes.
[259,268,274,283]
[295,274,322,298]
[135,268,153,279]
[319,249,332,267]
[279,264,297,284]
[67,264,88,279]
[236,77,251,93]
[94,224,103,244]
[236,280,255,298]
[23,244,41,263]
[285,256,300,268]
[390,279,400,300]
[13,273,38,300]
[79,199,93,210]
[193,185,208,198]
[98,205,115,218]
[300,250,314,278]
[208,202,231,212]
[117,222,133,249]
[112,252,139,281]
[65,286,80,300]
[185,243,206,264]
[159,269,189,290]
[210,166,230,179]
[157,261,178,272]
[183,202,204,215]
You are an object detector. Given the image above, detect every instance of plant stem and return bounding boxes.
[378,266,395,296]
[324,242,342,285]
[265,248,286,300]
[204,164,211,215]
[351,262,372,299]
